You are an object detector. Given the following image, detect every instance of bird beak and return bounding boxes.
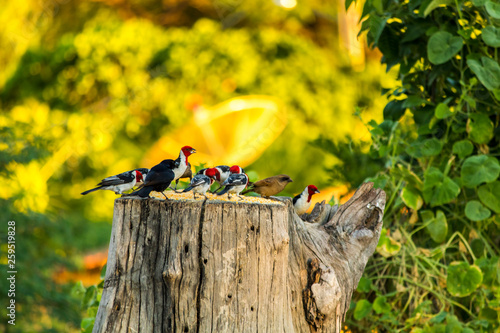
[289,179,293,182]
[191,149,197,154]
[315,189,320,194]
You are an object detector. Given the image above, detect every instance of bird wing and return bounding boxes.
[190,175,208,188]
[253,177,276,188]
[181,163,193,178]
[143,168,175,187]
[216,165,230,173]
[292,194,300,206]
[97,171,134,186]
[226,174,248,186]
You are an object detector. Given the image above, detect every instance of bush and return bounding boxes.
[342,0,500,331]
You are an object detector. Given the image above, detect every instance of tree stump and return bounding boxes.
[93,182,385,333]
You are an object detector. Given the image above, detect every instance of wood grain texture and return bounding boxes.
[93,182,385,333]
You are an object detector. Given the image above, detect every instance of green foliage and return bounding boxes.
[446,262,483,297]
[72,268,105,333]
[344,0,500,330]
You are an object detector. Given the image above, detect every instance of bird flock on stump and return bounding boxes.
[82,146,321,215]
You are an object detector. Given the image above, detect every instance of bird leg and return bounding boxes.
[162,192,168,200]
[237,195,245,201]
[193,193,198,200]
[168,186,181,193]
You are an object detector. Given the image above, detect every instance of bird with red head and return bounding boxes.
[293,185,320,215]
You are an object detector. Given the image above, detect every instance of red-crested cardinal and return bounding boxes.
[216,171,249,200]
[169,146,196,191]
[129,159,176,199]
[196,165,232,193]
[293,185,320,215]
[81,170,144,195]
[182,168,217,199]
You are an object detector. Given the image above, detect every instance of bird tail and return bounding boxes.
[217,186,230,196]
[81,187,102,195]
[241,184,255,195]
[128,186,153,198]
[182,186,193,193]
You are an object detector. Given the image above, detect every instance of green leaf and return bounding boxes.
[100,263,107,279]
[71,281,86,299]
[357,277,372,293]
[423,168,461,206]
[363,15,388,47]
[461,155,500,188]
[376,228,401,257]
[478,181,500,213]
[435,103,453,119]
[482,26,500,47]
[424,0,452,16]
[87,306,99,318]
[383,99,406,121]
[472,0,487,5]
[468,113,494,144]
[81,285,97,310]
[81,317,95,333]
[430,311,448,324]
[476,256,499,287]
[463,95,476,108]
[396,165,424,190]
[434,178,461,206]
[373,296,391,314]
[447,262,483,297]
[467,56,500,91]
[427,31,463,65]
[445,314,463,333]
[354,299,372,320]
[485,0,500,18]
[452,140,474,159]
[465,200,491,221]
[402,186,423,210]
[407,138,443,158]
[403,95,429,108]
[422,210,448,243]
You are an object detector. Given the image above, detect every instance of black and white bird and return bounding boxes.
[196,165,231,193]
[81,170,144,195]
[182,168,217,199]
[293,185,320,215]
[168,146,196,191]
[129,159,176,199]
[217,172,249,200]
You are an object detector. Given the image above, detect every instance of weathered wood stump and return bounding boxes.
[93,182,385,333]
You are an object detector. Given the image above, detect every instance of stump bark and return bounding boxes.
[93,182,385,333]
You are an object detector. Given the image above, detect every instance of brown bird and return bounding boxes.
[241,174,293,198]
[172,162,193,191]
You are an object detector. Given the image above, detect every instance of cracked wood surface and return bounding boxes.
[93,182,385,333]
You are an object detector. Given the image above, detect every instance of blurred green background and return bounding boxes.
[0,0,395,331]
